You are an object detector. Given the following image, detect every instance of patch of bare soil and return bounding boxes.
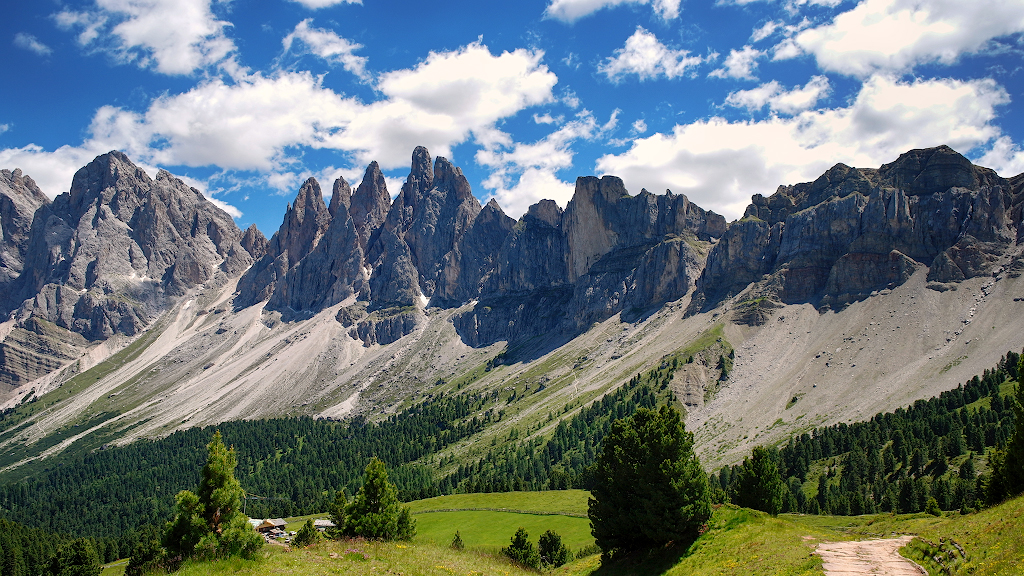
[816,536,925,575]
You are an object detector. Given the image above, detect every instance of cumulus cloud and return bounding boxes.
[725,75,831,114]
[14,33,53,56]
[288,0,362,8]
[545,0,681,23]
[282,19,367,79]
[977,136,1024,177]
[597,75,1010,220]
[599,27,705,82]
[782,0,1024,77]
[1,41,557,200]
[54,0,236,75]
[709,46,764,80]
[478,110,616,217]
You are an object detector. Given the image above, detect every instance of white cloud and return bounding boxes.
[282,19,368,79]
[1,41,557,197]
[631,119,647,134]
[533,113,562,124]
[725,75,831,114]
[545,0,681,23]
[0,143,113,198]
[596,75,1009,220]
[14,32,53,56]
[477,110,615,217]
[977,136,1024,177]
[54,0,236,76]
[708,46,764,80]
[288,0,362,8]
[206,196,243,218]
[599,27,704,82]
[0,124,8,135]
[784,0,1024,77]
[751,21,780,43]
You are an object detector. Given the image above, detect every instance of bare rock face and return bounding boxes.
[5,151,249,340]
[240,224,268,260]
[368,228,420,308]
[457,179,725,347]
[695,145,1019,313]
[235,177,332,309]
[368,148,482,299]
[0,169,50,291]
[435,198,515,305]
[267,183,367,313]
[348,162,391,252]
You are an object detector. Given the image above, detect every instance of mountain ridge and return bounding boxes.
[0,144,1022,473]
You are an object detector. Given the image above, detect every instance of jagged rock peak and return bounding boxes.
[526,199,563,227]
[329,176,352,217]
[350,161,391,252]
[879,145,1004,196]
[6,150,250,343]
[1,168,51,289]
[272,177,332,268]
[409,145,433,189]
[240,224,268,260]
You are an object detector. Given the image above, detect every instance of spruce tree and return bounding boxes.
[588,406,711,559]
[344,457,415,540]
[163,431,262,560]
[1004,357,1024,494]
[733,446,785,515]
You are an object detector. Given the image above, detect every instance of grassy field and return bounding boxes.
[168,539,541,576]
[415,510,593,552]
[118,491,1022,576]
[562,505,834,576]
[407,490,590,516]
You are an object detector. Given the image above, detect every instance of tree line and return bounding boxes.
[712,350,1024,516]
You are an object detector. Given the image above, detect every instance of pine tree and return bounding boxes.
[1003,357,1024,494]
[344,457,415,541]
[292,520,319,548]
[326,491,348,540]
[163,431,262,560]
[538,529,570,568]
[501,528,539,569]
[45,539,100,576]
[733,446,785,516]
[588,406,711,559]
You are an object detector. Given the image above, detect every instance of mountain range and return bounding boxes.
[1,144,1022,471]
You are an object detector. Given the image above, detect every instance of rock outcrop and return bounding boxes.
[694,145,1019,313]
[5,151,249,340]
[240,224,268,260]
[0,169,50,292]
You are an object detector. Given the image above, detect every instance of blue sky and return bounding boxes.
[3,0,1024,235]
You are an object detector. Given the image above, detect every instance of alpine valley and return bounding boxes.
[1,143,1023,478]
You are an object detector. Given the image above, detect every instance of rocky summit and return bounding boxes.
[1,145,1022,471]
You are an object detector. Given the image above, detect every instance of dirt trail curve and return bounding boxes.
[816,536,926,575]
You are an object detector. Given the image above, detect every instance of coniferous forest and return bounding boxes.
[0,349,1019,565]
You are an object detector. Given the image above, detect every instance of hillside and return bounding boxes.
[0,145,1022,476]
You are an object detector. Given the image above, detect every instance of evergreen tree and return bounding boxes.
[501,528,539,569]
[450,531,464,551]
[45,539,100,576]
[588,406,711,559]
[538,530,570,568]
[326,490,348,540]
[292,520,319,548]
[125,525,164,576]
[733,446,785,515]
[344,457,415,541]
[163,431,262,560]
[1002,357,1024,494]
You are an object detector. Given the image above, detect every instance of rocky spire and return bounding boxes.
[349,161,391,253]
[329,176,352,218]
[240,224,268,260]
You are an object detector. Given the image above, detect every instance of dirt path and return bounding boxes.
[816,536,926,575]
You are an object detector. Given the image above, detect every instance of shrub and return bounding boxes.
[501,527,539,569]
